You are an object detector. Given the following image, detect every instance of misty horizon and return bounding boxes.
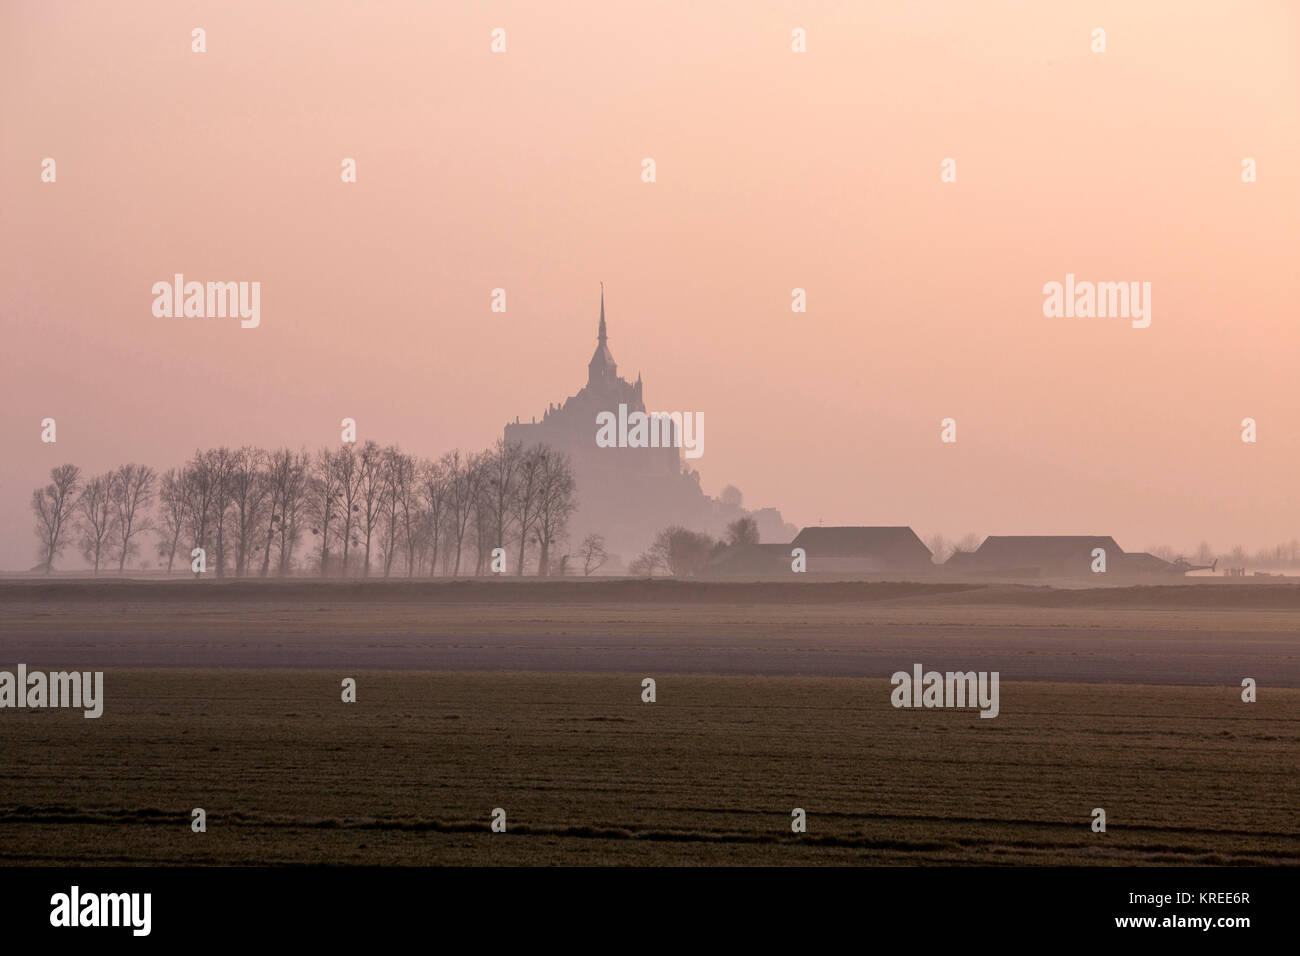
[4,0,1298,571]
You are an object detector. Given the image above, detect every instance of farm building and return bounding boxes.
[943,536,1173,579]
[788,526,934,575]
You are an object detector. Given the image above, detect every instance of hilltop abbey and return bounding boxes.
[505,289,792,565]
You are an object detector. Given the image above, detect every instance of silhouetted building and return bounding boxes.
[788,526,933,574]
[505,289,792,564]
[943,535,1173,578]
[505,287,681,484]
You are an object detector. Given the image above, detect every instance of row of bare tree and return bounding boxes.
[31,440,580,577]
[30,463,157,573]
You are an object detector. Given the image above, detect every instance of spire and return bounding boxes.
[587,282,617,388]
[598,281,607,345]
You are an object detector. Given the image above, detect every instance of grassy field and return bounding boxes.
[2,670,1296,865]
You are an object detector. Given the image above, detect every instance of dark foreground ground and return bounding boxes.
[1,579,1297,864]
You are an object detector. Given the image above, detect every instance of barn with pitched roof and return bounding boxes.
[788,526,934,574]
[943,535,1173,578]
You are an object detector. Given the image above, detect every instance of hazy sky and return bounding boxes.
[2,0,1298,569]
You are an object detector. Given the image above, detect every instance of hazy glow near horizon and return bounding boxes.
[2,0,1299,569]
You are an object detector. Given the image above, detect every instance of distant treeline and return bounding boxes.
[29,441,582,577]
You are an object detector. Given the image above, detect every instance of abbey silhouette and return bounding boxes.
[505,287,792,565]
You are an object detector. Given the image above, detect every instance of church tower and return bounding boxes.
[587,283,618,391]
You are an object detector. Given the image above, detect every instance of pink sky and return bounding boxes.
[2,0,1299,569]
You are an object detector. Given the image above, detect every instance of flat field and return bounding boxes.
[1,580,1296,865]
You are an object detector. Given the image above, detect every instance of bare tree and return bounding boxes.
[281,450,310,575]
[419,457,448,577]
[483,439,521,561]
[334,445,363,576]
[379,446,412,578]
[308,448,344,576]
[442,449,484,576]
[31,464,82,573]
[1147,544,1177,563]
[725,516,759,546]
[533,447,576,577]
[181,451,220,576]
[110,463,156,571]
[578,533,608,576]
[511,446,544,576]
[260,449,309,576]
[155,467,189,573]
[628,552,658,577]
[926,533,951,565]
[386,449,419,577]
[228,447,270,577]
[471,485,493,574]
[206,447,238,577]
[77,472,118,573]
[646,526,715,577]
[356,440,388,576]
